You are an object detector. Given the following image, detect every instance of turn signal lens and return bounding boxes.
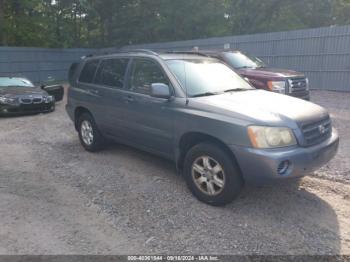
[267,81,286,93]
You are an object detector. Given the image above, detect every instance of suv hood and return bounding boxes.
[0,86,48,97]
[237,67,304,79]
[190,90,327,127]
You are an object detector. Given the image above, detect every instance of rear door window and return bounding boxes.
[94,58,129,89]
[78,60,99,83]
[128,59,169,95]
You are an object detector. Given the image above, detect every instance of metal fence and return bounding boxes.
[1,25,350,91]
[0,47,94,83]
[122,25,350,92]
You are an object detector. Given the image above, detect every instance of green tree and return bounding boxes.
[0,0,5,45]
[0,0,349,48]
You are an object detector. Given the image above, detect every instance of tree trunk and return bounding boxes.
[55,0,61,46]
[106,16,113,46]
[73,1,78,47]
[0,0,5,45]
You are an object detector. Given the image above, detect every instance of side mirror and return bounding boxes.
[42,85,64,102]
[40,84,46,89]
[150,83,171,99]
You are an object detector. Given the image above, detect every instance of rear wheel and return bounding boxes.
[184,142,243,206]
[77,113,105,152]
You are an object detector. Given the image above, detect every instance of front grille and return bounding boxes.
[20,98,32,104]
[301,117,332,146]
[19,96,44,105]
[33,97,43,104]
[288,77,307,93]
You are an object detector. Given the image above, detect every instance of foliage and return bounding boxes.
[0,0,349,48]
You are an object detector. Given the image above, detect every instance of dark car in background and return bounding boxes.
[202,50,310,100]
[0,76,63,116]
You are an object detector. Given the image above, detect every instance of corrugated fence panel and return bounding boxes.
[1,25,350,91]
[121,25,350,91]
[0,47,95,83]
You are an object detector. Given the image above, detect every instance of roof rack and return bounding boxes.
[164,51,209,57]
[82,49,159,59]
[129,49,159,56]
[205,48,240,52]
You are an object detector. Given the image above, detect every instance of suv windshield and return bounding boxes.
[223,52,265,69]
[0,77,34,88]
[166,59,253,97]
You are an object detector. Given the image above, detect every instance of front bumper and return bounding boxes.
[288,90,310,100]
[230,129,339,184]
[0,102,55,116]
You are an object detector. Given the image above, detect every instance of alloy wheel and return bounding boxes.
[191,156,226,196]
[81,120,94,146]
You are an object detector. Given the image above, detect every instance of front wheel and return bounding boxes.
[77,113,105,152]
[50,103,55,112]
[184,142,243,206]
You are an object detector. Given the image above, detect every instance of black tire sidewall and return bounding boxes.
[184,142,243,206]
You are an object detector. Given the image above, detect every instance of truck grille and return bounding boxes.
[301,117,332,146]
[288,77,308,93]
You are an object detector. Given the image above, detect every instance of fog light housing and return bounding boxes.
[277,160,290,175]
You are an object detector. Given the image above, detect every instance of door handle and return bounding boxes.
[89,89,99,95]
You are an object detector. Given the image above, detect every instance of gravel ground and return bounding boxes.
[0,90,349,255]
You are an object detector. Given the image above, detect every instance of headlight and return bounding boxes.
[0,96,16,105]
[248,126,297,148]
[44,96,54,103]
[267,81,286,93]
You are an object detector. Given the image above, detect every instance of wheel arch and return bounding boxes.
[176,132,241,173]
[74,106,92,131]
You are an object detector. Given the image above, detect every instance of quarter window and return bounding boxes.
[79,60,99,83]
[94,58,129,89]
[129,59,169,95]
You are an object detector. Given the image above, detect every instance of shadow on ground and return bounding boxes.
[53,140,341,254]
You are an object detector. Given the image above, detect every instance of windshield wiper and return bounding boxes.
[224,88,253,93]
[236,66,253,69]
[5,85,30,88]
[191,92,221,98]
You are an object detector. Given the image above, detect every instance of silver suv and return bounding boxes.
[66,50,339,206]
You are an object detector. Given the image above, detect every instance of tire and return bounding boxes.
[183,142,243,206]
[42,104,55,114]
[50,103,55,112]
[77,112,105,152]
